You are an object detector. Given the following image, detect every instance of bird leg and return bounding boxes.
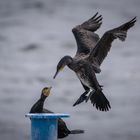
[73,90,89,106]
[85,89,95,102]
[85,84,103,103]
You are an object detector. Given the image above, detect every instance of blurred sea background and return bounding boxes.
[0,0,140,140]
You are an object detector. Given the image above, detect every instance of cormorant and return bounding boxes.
[30,87,84,139]
[53,12,136,111]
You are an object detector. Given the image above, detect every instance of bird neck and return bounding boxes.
[67,59,80,72]
[67,62,74,70]
[30,97,46,113]
[67,57,76,70]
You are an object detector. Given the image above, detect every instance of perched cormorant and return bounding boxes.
[53,12,136,111]
[30,87,84,139]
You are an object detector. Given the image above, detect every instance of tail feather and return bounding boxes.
[70,129,84,134]
[90,90,111,111]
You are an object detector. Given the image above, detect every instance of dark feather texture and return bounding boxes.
[88,17,136,65]
[54,13,136,112]
[30,92,84,139]
[90,90,111,111]
[72,12,102,58]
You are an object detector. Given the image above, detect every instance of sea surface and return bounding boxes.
[0,0,140,140]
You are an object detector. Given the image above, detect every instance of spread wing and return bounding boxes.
[88,17,136,65]
[72,12,102,59]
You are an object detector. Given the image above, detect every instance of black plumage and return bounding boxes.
[30,87,84,139]
[53,13,136,111]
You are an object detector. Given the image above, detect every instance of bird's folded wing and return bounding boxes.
[72,12,102,58]
[88,17,136,65]
[43,108,53,113]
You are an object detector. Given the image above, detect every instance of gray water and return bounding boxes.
[0,0,140,140]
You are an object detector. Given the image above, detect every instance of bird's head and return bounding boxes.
[41,87,52,98]
[53,56,73,79]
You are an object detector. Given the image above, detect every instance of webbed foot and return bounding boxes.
[73,91,88,106]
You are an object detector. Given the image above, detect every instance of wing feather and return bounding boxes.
[72,12,102,58]
[88,17,136,65]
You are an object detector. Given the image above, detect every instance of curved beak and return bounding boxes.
[53,70,59,79]
[48,86,52,92]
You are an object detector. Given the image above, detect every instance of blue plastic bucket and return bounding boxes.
[26,113,70,140]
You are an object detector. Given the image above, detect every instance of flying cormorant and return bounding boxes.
[53,12,136,111]
[30,87,84,138]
